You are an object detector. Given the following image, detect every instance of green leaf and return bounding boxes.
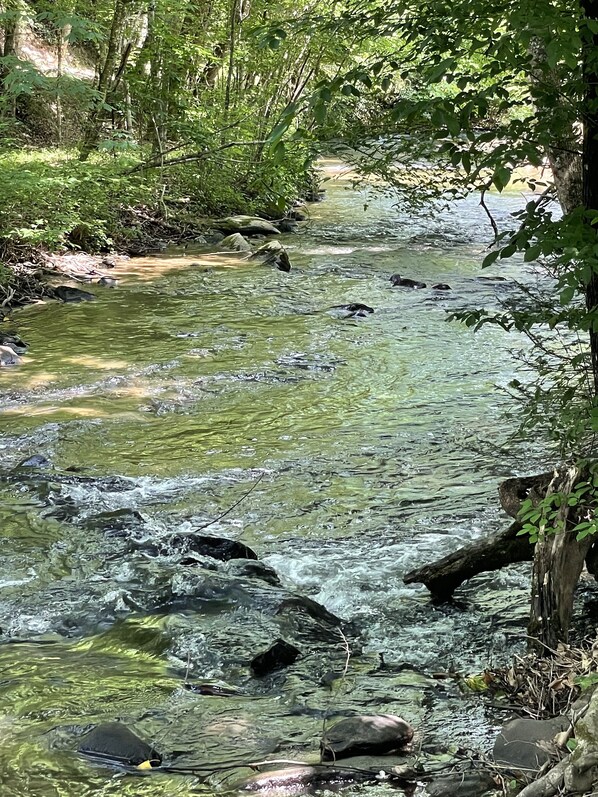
[524,245,542,262]
[481,250,500,268]
[560,285,576,305]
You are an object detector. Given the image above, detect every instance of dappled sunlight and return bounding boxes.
[63,355,130,370]
[113,251,252,282]
[0,370,59,389]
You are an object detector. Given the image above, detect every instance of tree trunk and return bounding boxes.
[79,0,130,160]
[528,465,589,653]
[403,519,533,599]
[582,0,598,397]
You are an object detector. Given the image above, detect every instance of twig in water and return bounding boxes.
[194,474,265,533]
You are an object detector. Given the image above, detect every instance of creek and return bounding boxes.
[0,162,545,796]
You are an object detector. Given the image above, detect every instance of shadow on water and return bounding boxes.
[0,164,551,795]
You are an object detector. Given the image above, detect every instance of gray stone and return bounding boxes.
[493,716,569,773]
[0,344,22,366]
[250,240,291,272]
[215,216,281,237]
[427,772,497,797]
[51,285,96,303]
[321,714,414,760]
[78,722,161,768]
[220,233,253,252]
[0,333,27,354]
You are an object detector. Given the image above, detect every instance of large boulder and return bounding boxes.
[493,716,569,773]
[220,233,253,252]
[321,714,414,760]
[215,216,281,237]
[250,240,291,272]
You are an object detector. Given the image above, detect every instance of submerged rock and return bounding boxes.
[0,344,22,366]
[139,533,258,563]
[220,233,253,252]
[493,716,568,773]
[215,216,281,237]
[225,559,281,586]
[390,275,427,289]
[330,303,374,318]
[250,240,291,272]
[251,638,301,676]
[431,283,451,291]
[97,276,118,287]
[17,454,52,469]
[51,285,96,303]
[321,715,414,760]
[78,722,162,768]
[242,764,384,792]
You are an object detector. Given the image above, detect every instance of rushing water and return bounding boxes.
[0,163,546,796]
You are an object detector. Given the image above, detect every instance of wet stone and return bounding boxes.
[215,216,281,237]
[0,333,28,353]
[251,638,301,676]
[321,714,414,760]
[220,233,253,252]
[0,344,22,366]
[493,716,569,773]
[139,533,258,562]
[390,275,427,289]
[426,771,497,797]
[330,303,374,318]
[51,285,96,302]
[78,722,162,768]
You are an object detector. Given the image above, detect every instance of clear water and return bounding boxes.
[0,162,546,796]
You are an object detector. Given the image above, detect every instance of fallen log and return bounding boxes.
[403,520,533,600]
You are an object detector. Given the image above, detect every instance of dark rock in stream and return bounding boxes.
[493,716,569,773]
[0,332,28,353]
[251,638,301,676]
[426,771,497,797]
[225,559,281,586]
[250,240,291,272]
[431,283,452,291]
[78,722,162,768]
[50,285,96,302]
[330,303,374,318]
[275,219,298,233]
[321,715,414,760]
[138,533,258,563]
[91,509,146,537]
[390,275,427,289]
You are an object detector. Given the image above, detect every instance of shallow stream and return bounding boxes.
[0,163,547,795]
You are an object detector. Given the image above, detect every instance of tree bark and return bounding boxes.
[79,0,131,160]
[528,465,589,653]
[403,519,533,599]
[582,0,598,396]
